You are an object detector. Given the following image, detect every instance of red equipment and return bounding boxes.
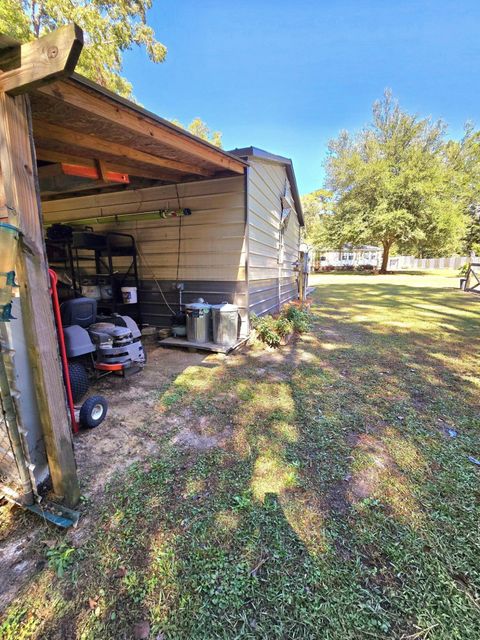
[49,269,79,433]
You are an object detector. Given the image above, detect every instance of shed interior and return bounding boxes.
[30,75,251,334]
[0,27,302,513]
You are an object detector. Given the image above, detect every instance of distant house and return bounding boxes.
[312,244,382,270]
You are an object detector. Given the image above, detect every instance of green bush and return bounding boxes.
[255,315,281,347]
[251,306,311,347]
[282,306,311,333]
[275,317,294,337]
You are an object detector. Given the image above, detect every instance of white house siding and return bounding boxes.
[247,158,300,315]
[42,176,249,328]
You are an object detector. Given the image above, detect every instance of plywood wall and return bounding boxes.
[42,176,247,282]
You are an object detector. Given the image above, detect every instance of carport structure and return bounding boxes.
[0,24,246,508]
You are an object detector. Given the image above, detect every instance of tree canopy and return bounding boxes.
[0,0,167,98]
[300,189,333,250]
[325,91,468,272]
[171,117,223,148]
[444,124,480,254]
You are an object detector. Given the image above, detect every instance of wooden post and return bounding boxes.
[0,25,83,506]
[298,251,305,304]
[0,91,80,506]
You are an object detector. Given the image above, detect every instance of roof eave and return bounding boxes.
[229,146,304,226]
[68,73,248,170]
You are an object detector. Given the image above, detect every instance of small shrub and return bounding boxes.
[355,264,375,272]
[275,317,293,338]
[46,543,76,577]
[282,306,311,333]
[249,312,260,328]
[255,315,281,347]
[251,305,311,348]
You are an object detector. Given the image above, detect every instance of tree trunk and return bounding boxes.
[380,242,391,274]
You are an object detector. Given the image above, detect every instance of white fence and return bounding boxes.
[388,255,469,270]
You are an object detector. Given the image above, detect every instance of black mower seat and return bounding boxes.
[61,297,97,328]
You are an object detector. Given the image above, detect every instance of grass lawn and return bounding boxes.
[1,271,479,639]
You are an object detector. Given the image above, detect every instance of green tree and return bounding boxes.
[300,189,333,249]
[0,0,166,98]
[171,117,223,148]
[326,90,467,272]
[445,124,480,254]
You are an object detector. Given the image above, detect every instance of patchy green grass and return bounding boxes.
[1,272,480,639]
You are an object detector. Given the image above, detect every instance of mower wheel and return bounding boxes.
[79,395,108,429]
[68,362,89,403]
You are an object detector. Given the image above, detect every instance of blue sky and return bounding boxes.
[123,1,480,194]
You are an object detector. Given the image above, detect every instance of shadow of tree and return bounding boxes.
[2,274,480,640]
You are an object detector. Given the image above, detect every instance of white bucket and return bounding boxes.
[121,286,137,304]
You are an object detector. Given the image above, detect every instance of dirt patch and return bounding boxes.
[74,345,207,497]
[0,505,44,612]
[346,433,393,502]
[0,344,212,613]
[170,411,234,451]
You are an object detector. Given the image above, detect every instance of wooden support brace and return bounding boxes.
[0,24,83,95]
[35,148,182,181]
[0,91,80,506]
[38,80,247,174]
[32,118,214,177]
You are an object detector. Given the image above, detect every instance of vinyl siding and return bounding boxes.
[248,277,298,316]
[246,158,300,313]
[42,176,247,282]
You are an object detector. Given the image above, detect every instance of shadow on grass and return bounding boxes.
[2,275,480,639]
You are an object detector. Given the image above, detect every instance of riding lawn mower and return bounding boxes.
[62,296,146,401]
[49,270,145,431]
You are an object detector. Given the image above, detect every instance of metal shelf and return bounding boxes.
[46,231,142,326]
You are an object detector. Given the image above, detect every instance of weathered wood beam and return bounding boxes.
[33,119,213,177]
[35,148,186,182]
[40,177,122,196]
[0,91,80,506]
[0,24,83,95]
[37,80,246,174]
[38,162,129,184]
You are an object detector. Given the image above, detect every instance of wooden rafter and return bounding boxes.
[32,119,213,177]
[0,25,83,95]
[35,147,184,181]
[37,79,246,174]
[38,162,129,183]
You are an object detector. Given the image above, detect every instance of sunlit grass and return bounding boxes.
[2,271,480,639]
